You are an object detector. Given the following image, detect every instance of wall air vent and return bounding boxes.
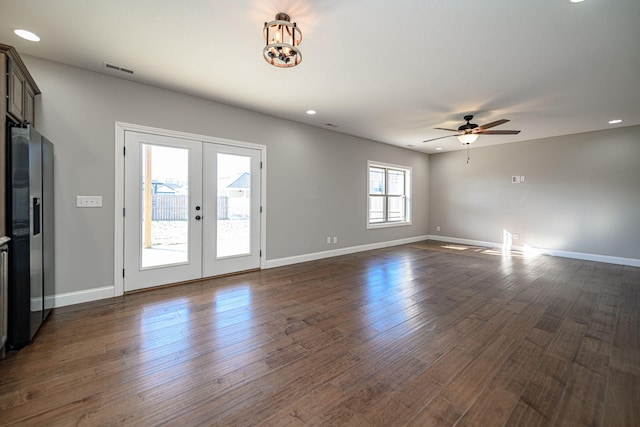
[103,62,134,75]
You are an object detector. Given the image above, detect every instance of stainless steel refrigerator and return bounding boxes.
[6,124,54,349]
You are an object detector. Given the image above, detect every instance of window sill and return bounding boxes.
[367,221,412,230]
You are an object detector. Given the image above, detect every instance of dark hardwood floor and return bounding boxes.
[1,240,639,426]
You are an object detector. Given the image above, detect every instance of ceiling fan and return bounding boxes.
[423,115,521,145]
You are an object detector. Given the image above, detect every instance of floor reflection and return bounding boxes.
[212,285,253,330]
[361,254,424,334]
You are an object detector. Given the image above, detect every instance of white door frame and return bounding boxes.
[114,122,267,297]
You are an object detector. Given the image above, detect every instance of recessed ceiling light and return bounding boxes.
[14,29,40,42]
[306,110,317,115]
[608,119,623,124]
[570,0,585,3]
[436,147,443,151]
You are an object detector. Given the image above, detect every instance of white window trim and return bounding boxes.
[367,160,412,229]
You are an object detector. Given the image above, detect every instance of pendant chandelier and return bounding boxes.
[263,13,302,68]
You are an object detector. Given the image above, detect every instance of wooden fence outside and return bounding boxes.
[217,196,229,220]
[152,194,228,220]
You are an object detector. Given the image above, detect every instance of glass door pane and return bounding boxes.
[140,143,189,268]
[124,131,203,292]
[202,143,260,278]
[216,153,251,258]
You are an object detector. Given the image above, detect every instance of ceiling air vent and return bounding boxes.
[104,62,134,75]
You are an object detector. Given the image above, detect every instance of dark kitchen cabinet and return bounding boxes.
[1,44,41,237]
[5,45,40,127]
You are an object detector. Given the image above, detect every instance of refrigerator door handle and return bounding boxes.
[33,197,41,236]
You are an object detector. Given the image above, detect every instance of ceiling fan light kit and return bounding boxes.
[263,13,302,68]
[458,133,479,145]
[424,114,521,146]
[456,115,480,144]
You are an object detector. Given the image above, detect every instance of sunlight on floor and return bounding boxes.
[441,245,470,251]
[439,233,542,261]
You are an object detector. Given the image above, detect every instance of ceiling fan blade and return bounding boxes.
[478,130,521,135]
[434,127,459,132]
[422,134,457,143]
[478,119,509,130]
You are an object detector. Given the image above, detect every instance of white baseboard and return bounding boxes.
[53,236,429,307]
[538,248,640,267]
[428,234,640,267]
[264,235,431,269]
[52,235,638,309]
[53,286,116,308]
[426,235,500,251]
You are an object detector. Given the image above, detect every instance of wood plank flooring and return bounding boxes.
[1,240,639,426]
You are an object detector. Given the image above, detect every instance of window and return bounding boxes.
[367,161,411,227]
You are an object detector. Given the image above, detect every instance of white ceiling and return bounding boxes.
[1,0,639,153]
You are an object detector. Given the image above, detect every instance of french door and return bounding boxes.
[123,131,261,292]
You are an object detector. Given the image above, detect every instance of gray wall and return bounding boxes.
[24,56,430,296]
[22,55,638,299]
[429,125,640,260]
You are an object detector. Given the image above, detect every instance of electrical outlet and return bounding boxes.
[436,226,441,232]
[326,237,331,244]
[333,237,338,244]
[520,176,526,182]
[512,233,520,240]
[77,196,102,208]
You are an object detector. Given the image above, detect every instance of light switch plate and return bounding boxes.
[77,196,102,208]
